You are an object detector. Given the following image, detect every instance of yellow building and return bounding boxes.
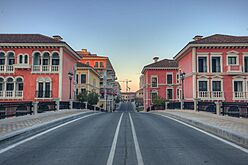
[75,62,100,98]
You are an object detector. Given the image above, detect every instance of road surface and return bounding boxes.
[0,102,247,165]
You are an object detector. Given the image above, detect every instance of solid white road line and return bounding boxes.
[0,112,101,154]
[129,113,144,165]
[106,113,123,165]
[154,113,248,154]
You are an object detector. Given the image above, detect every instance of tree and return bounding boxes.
[153,96,166,106]
[77,90,88,102]
[87,91,99,105]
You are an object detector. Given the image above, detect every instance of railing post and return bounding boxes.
[69,100,73,109]
[215,101,221,115]
[84,102,88,110]
[194,99,198,112]
[33,101,38,115]
[165,101,168,110]
[180,100,184,110]
[56,99,60,111]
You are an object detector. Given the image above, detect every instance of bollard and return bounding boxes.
[33,102,38,115]
[180,101,184,110]
[84,102,88,110]
[165,102,168,110]
[215,102,221,115]
[55,99,60,111]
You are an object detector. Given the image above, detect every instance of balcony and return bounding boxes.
[32,65,59,73]
[198,91,224,100]
[233,92,245,100]
[0,65,14,73]
[227,65,242,73]
[36,90,52,99]
[0,90,23,99]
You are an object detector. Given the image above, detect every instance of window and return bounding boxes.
[234,81,243,92]
[244,57,248,72]
[52,53,59,65]
[212,81,221,91]
[0,52,5,65]
[198,57,207,72]
[7,52,15,65]
[176,88,180,99]
[176,74,179,84]
[228,56,237,65]
[167,74,173,84]
[16,78,23,91]
[100,62,104,68]
[19,55,23,64]
[36,78,52,98]
[81,74,86,84]
[94,62,99,67]
[211,57,221,72]
[44,82,51,98]
[43,52,50,65]
[33,52,41,65]
[0,78,4,91]
[81,88,86,94]
[151,77,158,87]
[24,55,28,64]
[86,62,90,66]
[167,89,173,100]
[199,81,208,91]
[6,77,14,91]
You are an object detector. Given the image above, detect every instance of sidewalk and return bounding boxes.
[151,110,248,148]
[0,109,91,141]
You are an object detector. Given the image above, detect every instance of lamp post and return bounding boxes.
[68,71,73,100]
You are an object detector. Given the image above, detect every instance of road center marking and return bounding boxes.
[0,112,100,154]
[106,112,123,165]
[154,113,248,154]
[129,113,144,165]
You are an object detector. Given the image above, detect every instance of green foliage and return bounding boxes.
[87,92,99,105]
[77,90,99,105]
[77,90,88,102]
[153,96,166,106]
[115,96,120,103]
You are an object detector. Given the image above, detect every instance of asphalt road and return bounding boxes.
[0,102,247,165]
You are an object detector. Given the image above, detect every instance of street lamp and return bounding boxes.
[68,71,73,100]
[180,72,186,100]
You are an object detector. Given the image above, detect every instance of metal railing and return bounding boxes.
[36,90,52,98]
[0,102,33,119]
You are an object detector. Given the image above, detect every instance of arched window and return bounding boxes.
[19,55,23,64]
[24,55,29,64]
[16,78,23,91]
[6,77,14,91]
[52,52,59,65]
[0,52,5,65]
[43,52,50,65]
[33,52,41,65]
[7,52,15,65]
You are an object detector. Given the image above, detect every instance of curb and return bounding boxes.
[0,110,99,146]
[152,112,248,149]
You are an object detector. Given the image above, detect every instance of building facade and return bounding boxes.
[174,34,248,102]
[75,62,100,97]
[0,34,80,101]
[141,57,179,111]
[77,49,117,111]
[121,92,136,102]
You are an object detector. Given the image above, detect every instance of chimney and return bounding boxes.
[153,57,159,63]
[193,35,203,41]
[52,35,63,41]
[81,49,87,53]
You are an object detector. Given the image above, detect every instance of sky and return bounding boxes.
[1,0,248,92]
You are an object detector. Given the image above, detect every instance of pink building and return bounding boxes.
[142,57,179,110]
[174,34,248,102]
[0,34,81,102]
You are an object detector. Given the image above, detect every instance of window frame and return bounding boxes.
[210,55,222,73]
[197,55,209,73]
[166,73,173,85]
[151,76,158,88]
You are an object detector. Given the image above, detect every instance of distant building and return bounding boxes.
[75,62,100,98]
[174,34,248,102]
[0,34,80,101]
[77,49,117,111]
[135,88,143,106]
[141,57,179,111]
[121,92,136,102]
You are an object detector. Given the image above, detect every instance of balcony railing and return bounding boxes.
[198,91,224,100]
[36,90,52,98]
[233,92,245,99]
[0,65,15,73]
[0,90,23,99]
[32,65,59,72]
[15,91,23,97]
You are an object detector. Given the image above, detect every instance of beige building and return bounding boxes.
[75,62,100,97]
